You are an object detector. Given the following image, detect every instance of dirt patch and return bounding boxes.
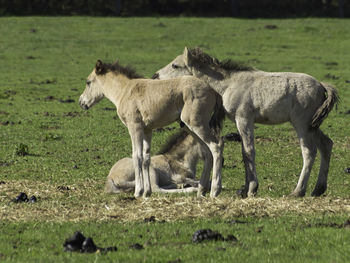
[102,107,115,111]
[63,111,80,117]
[30,79,57,85]
[44,96,56,101]
[324,73,340,80]
[0,121,21,126]
[302,220,350,229]
[59,98,75,103]
[264,25,278,30]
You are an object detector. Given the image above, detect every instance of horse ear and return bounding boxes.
[95,60,104,74]
[183,47,194,67]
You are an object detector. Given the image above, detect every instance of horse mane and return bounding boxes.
[95,60,143,79]
[189,47,254,72]
[157,129,189,155]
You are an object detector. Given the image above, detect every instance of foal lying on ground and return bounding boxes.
[105,130,206,194]
[79,60,225,198]
[154,47,339,197]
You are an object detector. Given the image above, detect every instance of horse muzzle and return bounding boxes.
[79,97,90,110]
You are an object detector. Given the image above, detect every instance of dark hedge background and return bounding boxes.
[0,0,348,17]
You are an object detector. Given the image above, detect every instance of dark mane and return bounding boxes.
[189,47,254,72]
[157,129,189,155]
[95,60,143,79]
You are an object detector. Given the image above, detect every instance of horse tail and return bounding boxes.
[209,92,225,135]
[311,82,339,129]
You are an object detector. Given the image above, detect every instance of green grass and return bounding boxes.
[1,17,350,262]
[1,216,350,263]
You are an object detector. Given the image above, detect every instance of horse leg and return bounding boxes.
[181,125,212,196]
[236,117,258,197]
[142,131,152,197]
[291,129,317,197]
[184,125,223,198]
[128,124,144,198]
[311,128,333,196]
[198,143,213,196]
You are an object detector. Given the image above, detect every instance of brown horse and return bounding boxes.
[79,60,225,198]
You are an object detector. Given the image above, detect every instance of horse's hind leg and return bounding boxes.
[142,131,152,197]
[198,144,213,196]
[236,117,258,197]
[291,128,317,197]
[311,128,333,196]
[183,124,223,198]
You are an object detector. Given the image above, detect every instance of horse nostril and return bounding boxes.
[79,100,89,110]
[152,73,159,79]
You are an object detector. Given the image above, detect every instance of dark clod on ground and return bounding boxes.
[59,98,75,103]
[64,231,86,252]
[192,229,223,243]
[28,195,37,203]
[345,168,350,173]
[64,231,117,253]
[14,192,28,202]
[15,143,29,156]
[264,25,278,30]
[129,243,144,250]
[12,192,37,203]
[81,237,97,253]
[192,229,238,243]
[144,216,156,223]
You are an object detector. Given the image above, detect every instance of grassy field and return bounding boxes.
[0,17,350,262]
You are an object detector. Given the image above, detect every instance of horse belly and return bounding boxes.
[223,79,293,124]
[255,102,292,124]
[139,99,182,129]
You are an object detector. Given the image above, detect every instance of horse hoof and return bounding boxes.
[289,191,306,198]
[134,193,142,198]
[197,187,206,197]
[236,187,247,198]
[209,190,221,198]
[142,189,152,198]
[134,188,144,198]
[311,186,327,197]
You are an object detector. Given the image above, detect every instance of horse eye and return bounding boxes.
[86,80,92,86]
[172,64,180,69]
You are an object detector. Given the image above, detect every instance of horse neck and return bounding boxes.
[101,73,130,108]
[165,135,201,174]
[194,71,229,96]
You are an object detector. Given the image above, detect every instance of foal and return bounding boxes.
[79,60,225,198]
[154,47,339,197]
[105,130,206,194]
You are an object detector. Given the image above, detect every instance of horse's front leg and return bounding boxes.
[236,117,258,197]
[128,124,144,198]
[142,131,152,197]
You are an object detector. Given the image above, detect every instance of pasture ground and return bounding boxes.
[0,17,350,262]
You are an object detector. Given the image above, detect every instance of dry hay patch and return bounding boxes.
[1,180,350,222]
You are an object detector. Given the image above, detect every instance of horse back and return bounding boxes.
[224,71,327,124]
